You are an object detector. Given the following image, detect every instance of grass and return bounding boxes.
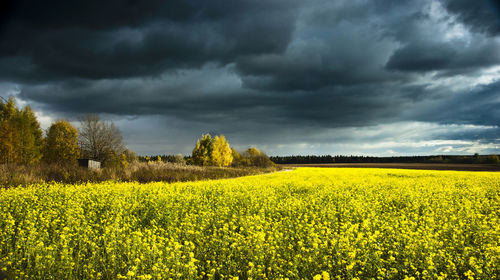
[0,162,279,188]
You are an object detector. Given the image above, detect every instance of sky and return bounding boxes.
[0,0,499,156]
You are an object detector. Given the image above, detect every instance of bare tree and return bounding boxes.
[79,114,125,163]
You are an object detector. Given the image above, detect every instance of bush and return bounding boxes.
[173,154,186,165]
[235,147,275,168]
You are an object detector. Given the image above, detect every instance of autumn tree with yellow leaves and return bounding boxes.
[0,97,44,164]
[43,120,80,164]
[192,134,233,167]
[211,135,233,167]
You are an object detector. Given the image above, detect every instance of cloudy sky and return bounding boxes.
[1,0,499,156]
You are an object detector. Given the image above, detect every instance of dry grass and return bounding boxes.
[128,162,277,183]
[0,162,280,188]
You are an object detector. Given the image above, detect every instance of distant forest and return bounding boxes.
[270,154,500,164]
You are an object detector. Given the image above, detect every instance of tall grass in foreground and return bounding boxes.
[0,168,499,279]
[0,162,278,187]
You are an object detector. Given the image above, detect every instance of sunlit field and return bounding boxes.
[1,168,499,279]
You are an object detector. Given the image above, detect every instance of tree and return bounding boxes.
[0,121,15,163]
[0,97,21,163]
[122,149,138,163]
[79,114,125,164]
[231,147,245,166]
[0,97,43,164]
[43,120,80,164]
[211,135,233,167]
[18,106,44,164]
[0,96,17,120]
[192,134,213,166]
[192,134,233,166]
[173,154,186,165]
[484,154,499,164]
[243,147,274,167]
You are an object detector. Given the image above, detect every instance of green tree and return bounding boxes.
[192,134,213,166]
[18,106,44,164]
[0,96,17,120]
[0,121,15,163]
[0,97,43,164]
[43,120,80,164]
[0,97,20,163]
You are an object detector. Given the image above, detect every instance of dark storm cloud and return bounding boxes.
[17,71,434,130]
[235,0,500,91]
[235,32,400,91]
[0,0,298,82]
[1,0,499,155]
[440,0,500,35]
[386,39,500,73]
[234,1,408,92]
[412,80,500,126]
[386,42,457,72]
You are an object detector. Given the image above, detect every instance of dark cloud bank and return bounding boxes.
[0,0,499,155]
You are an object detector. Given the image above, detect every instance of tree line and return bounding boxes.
[191,133,274,167]
[0,97,135,167]
[0,97,43,164]
[141,134,275,168]
[1,97,274,170]
[270,154,500,164]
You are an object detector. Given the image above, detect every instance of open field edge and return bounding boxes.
[279,163,500,171]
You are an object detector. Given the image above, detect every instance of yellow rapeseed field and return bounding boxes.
[0,168,499,279]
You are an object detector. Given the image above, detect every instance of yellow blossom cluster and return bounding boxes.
[0,168,499,279]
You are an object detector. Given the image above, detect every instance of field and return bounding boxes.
[280,163,500,172]
[0,168,499,279]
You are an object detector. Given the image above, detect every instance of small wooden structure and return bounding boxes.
[78,159,101,170]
